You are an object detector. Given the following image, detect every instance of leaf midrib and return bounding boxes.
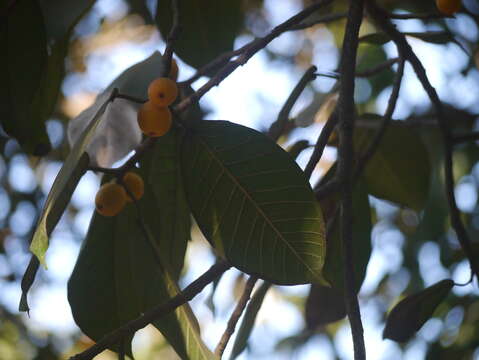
[197,134,320,280]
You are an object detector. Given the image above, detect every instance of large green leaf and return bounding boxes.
[0,0,50,155]
[356,121,431,211]
[383,279,454,342]
[181,121,327,285]
[155,0,243,69]
[68,131,214,359]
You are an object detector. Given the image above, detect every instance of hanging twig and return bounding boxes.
[354,57,405,180]
[335,0,367,359]
[214,275,259,357]
[268,66,318,142]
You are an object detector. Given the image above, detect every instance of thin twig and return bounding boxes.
[268,66,317,141]
[356,57,399,78]
[290,12,348,30]
[304,112,338,179]
[161,0,181,77]
[366,0,479,283]
[114,93,146,104]
[354,58,405,180]
[69,261,230,360]
[336,0,366,358]
[388,12,452,20]
[453,131,479,144]
[214,275,259,357]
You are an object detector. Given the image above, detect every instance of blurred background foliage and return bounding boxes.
[1,0,479,359]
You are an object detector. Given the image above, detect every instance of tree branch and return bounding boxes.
[268,66,317,142]
[69,260,231,360]
[366,0,479,283]
[161,0,181,77]
[336,0,366,358]
[215,275,258,357]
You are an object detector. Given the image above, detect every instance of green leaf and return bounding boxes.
[305,285,346,329]
[383,279,454,342]
[68,131,214,359]
[405,31,455,45]
[0,0,51,155]
[140,130,191,277]
[356,121,431,211]
[30,92,114,267]
[155,0,243,69]
[181,121,327,285]
[230,281,271,360]
[406,31,468,54]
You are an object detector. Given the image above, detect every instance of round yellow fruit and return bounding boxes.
[95,183,127,217]
[137,101,172,137]
[436,0,461,15]
[123,172,144,202]
[147,77,178,107]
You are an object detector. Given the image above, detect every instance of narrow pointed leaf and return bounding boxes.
[383,279,454,342]
[29,92,115,267]
[181,121,326,285]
